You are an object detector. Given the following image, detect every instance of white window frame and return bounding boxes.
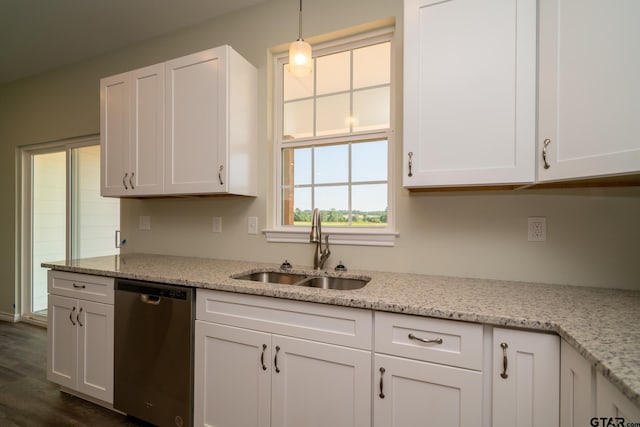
[266,27,398,247]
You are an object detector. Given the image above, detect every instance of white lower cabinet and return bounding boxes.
[194,289,372,427]
[373,312,484,427]
[560,338,640,425]
[47,271,115,404]
[374,354,482,426]
[492,327,560,427]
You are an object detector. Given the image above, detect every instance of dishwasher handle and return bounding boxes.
[141,294,161,305]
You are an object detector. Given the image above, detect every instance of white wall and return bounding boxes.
[0,0,638,319]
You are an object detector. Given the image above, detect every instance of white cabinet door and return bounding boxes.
[271,335,371,427]
[493,328,560,427]
[596,372,640,421]
[560,339,595,427]
[194,321,271,427]
[538,0,640,181]
[165,47,226,195]
[403,0,536,188]
[100,64,164,196]
[128,64,164,196]
[101,72,130,196]
[76,300,114,403]
[47,294,77,389]
[374,354,482,427]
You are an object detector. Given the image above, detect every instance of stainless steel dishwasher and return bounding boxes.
[114,279,194,427]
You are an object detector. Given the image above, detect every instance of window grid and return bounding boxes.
[275,30,394,233]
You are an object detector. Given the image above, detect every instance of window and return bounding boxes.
[270,29,396,246]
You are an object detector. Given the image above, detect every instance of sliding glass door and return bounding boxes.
[21,138,120,322]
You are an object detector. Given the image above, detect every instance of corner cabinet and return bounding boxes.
[194,289,372,427]
[537,0,640,182]
[47,271,115,404]
[100,45,257,197]
[403,0,537,188]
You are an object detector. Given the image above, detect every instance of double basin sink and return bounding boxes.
[233,270,370,291]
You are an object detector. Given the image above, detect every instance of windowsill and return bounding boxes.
[263,228,398,247]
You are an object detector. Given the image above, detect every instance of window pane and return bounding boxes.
[352,140,388,182]
[316,51,350,95]
[32,152,66,313]
[284,99,313,139]
[353,87,390,132]
[283,147,312,186]
[283,62,314,101]
[316,93,350,136]
[71,145,120,259]
[354,42,391,89]
[282,186,311,225]
[315,186,349,226]
[315,144,348,184]
[352,184,388,227]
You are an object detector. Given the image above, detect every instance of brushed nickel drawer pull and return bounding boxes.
[218,165,224,185]
[407,152,414,177]
[260,344,267,371]
[274,345,281,373]
[69,306,76,326]
[408,333,443,345]
[77,307,83,327]
[72,283,86,289]
[129,171,135,190]
[123,172,129,189]
[542,139,551,170]
[500,342,509,379]
[379,367,386,399]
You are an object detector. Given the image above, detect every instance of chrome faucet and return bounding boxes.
[310,208,331,270]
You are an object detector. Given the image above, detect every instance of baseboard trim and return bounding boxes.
[0,312,19,323]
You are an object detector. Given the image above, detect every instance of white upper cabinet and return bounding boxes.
[403,0,537,188]
[165,46,257,196]
[538,0,640,182]
[100,45,257,197]
[101,64,164,197]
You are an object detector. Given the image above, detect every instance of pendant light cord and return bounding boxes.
[298,0,303,41]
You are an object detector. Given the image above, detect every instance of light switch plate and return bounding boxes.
[212,217,222,233]
[248,216,258,235]
[139,215,151,230]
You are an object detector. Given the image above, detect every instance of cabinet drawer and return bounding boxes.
[375,311,483,370]
[48,271,114,304]
[196,289,372,350]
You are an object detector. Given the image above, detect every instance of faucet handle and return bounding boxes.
[335,261,347,272]
[280,259,292,270]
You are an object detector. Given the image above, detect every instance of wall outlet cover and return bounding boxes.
[139,215,151,230]
[528,217,546,241]
[248,216,258,235]
[212,217,222,233]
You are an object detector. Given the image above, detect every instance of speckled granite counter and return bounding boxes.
[43,253,640,407]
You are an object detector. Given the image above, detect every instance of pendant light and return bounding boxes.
[288,0,312,77]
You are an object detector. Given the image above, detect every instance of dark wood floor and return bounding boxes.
[0,321,149,427]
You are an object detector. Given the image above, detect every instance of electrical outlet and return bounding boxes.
[248,216,258,235]
[212,217,222,233]
[139,216,151,230]
[528,217,546,241]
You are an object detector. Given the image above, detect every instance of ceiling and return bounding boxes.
[0,0,267,84]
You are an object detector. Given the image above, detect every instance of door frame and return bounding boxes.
[16,134,100,325]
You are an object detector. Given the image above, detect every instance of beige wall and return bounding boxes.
[1,0,639,318]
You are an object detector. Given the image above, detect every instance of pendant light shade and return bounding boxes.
[288,0,312,77]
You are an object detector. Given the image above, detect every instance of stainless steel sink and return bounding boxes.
[234,271,307,285]
[295,276,369,290]
[233,270,370,290]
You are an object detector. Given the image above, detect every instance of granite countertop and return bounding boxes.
[43,253,640,407]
